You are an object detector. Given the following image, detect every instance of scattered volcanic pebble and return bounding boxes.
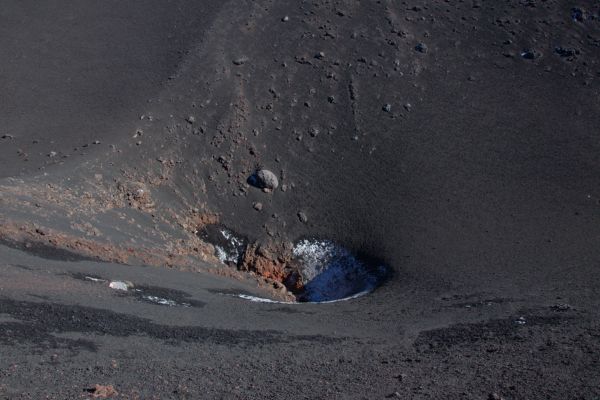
[253,202,263,211]
[415,43,428,53]
[298,211,308,223]
[555,47,577,58]
[382,104,392,112]
[255,169,279,190]
[521,50,539,60]
[571,7,584,22]
[232,56,249,65]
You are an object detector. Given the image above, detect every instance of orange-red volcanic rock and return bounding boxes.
[239,243,288,282]
[88,384,118,399]
[238,241,304,295]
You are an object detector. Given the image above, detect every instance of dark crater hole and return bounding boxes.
[198,224,390,303]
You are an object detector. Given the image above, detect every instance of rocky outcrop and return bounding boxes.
[238,241,304,297]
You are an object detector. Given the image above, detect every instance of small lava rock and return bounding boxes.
[415,43,428,53]
[253,202,263,211]
[250,169,279,191]
[555,47,578,58]
[551,303,572,311]
[521,49,540,60]
[571,7,584,22]
[232,56,249,65]
[297,212,308,223]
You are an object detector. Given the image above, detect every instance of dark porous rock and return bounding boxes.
[297,211,308,223]
[415,43,428,53]
[555,47,578,58]
[232,56,249,65]
[521,49,540,60]
[571,7,584,22]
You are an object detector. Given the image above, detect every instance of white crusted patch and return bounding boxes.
[214,228,245,264]
[142,295,183,307]
[292,239,385,302]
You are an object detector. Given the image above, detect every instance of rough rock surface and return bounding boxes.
[254,169,279,191]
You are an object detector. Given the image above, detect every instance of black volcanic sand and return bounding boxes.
[1,1,600,399]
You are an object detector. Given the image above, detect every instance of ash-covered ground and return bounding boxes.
[1,0,600,398]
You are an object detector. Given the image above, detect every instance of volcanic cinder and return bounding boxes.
[0,1,599,399]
